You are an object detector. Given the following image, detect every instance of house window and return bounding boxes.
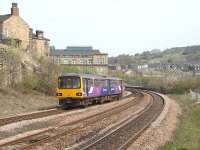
[88,59,93,64]
[80,59,84,64]
[72,59,76,64]
[3,28,9,37]
[63,58,70,64]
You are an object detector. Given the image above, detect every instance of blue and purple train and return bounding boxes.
[56,73,123,107]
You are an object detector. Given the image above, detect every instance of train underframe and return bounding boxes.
[58,94,122,108]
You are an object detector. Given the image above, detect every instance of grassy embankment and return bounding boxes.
[111,72,200,149]
[161,94,200,150]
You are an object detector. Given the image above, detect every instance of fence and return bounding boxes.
[190,90,200,102]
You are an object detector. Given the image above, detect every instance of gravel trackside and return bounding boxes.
[127,94,181,150]
[0,89,131,119]
[0,88,57,118]
[0,92,133,144]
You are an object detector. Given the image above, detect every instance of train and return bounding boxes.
[56,73,123,107]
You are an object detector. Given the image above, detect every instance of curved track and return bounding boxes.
[0,108,62,127]
[0,94,134,127]
[71,90,165,150]
[0,88,165,150]
[0,93,138,150]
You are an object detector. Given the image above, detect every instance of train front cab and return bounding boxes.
[56,75,84,107]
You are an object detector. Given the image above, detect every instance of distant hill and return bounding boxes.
[109,45,200,65]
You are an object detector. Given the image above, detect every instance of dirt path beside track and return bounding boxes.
[128,95,181,150]
[0,88,57,118]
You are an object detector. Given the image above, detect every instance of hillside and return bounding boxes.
[109,45,200,65]
[0,44,59,117]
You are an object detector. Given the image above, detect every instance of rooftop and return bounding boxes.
[0,14,11,23]
[51,46,107,56]
[66,46,93,51]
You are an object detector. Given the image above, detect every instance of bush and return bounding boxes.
[110,71,200,94]
[61,66,97,74]
[15,58,60,96]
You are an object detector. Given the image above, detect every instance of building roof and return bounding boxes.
[51,46,107,56]
[0,14,11,23]
[67,46,93,51]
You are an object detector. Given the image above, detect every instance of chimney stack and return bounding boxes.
[36,30,44,39]
[11,3,19,16]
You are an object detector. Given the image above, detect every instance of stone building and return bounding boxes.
[50,46,108,75]
[29,30,50,58]
[0,3,50,57]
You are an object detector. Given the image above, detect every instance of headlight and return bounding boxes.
[57,93,62,96]
[76,92,82,96]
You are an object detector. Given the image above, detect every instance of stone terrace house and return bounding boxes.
[0,3,50,57]
[50,46,108,75]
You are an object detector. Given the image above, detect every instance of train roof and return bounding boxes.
[59,73,122,81]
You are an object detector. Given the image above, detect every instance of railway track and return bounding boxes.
[0,92,140,150]
[72,91,164,150]
[0,93,134,127]
[0,108,62,127]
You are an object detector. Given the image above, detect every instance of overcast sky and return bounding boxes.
[1,0,200,56]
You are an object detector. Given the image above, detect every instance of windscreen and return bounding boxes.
[58,76,81,89]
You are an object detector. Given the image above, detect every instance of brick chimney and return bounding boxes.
[11,3,19,16]
[36,30,44,39]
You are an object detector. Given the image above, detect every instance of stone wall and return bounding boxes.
[0,44,22,87]
[30,38,50,58]
[0,23,2,38]
[0,45,8,87]
[2,16,30,49]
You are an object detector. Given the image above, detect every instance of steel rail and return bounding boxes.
[0,93,133,127]
[118,92,165,150]
[74,91,164,150]
[0,93,138,150]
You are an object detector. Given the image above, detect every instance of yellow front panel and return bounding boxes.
[57,88,83,99]
[57,77,83,100]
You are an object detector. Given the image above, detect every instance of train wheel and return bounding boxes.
[99,99,103,104]
[99,97,105,104]
[81,100,89,108]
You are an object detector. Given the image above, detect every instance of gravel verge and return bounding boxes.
[127,93,182,150]
[0,92,134,145]
[0,88,57,118]
[27,94,150,150]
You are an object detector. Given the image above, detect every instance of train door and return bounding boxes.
[82,78,88,97]
[120,80,124,92]
[87,79,94,97]
[82,78,94,97]
[101,79,108,96]
[108,79,111,95]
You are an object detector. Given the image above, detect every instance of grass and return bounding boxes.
[161,94,200,150]
[0,88,57,118]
